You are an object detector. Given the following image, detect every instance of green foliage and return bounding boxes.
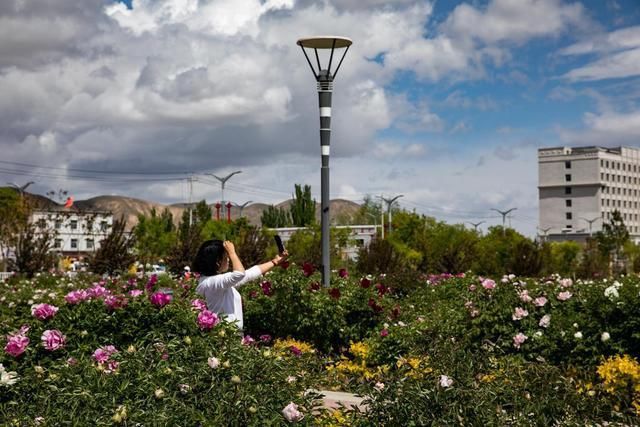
[133,208,177,268]
[260,205,291,228]
[550,241,581,276]
[289,184,315,227]
[88,218,136,275]
[9,221,56,277]
[284,225,349,267]
[356,238,411,276]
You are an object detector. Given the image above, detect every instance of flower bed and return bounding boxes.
[1,269,640,425]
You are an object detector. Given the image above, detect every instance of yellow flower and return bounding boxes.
[127,345,137,354]
[349,341,370,361]
[273,338,315,355]
[183,336,192,345]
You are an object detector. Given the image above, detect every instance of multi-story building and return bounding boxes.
[272,225,379,260]
[538,146,640,242]
[32,209,114,257]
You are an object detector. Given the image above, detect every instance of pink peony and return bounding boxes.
[145,274,158,292]
[534,296,548,307]
[31,303,59,320]
[104,359,119,374]
[92,345,118,363]
[129,289,144,297]
[197,310,220,330]
[150,292,172,307]
[289,346,302,357]
[282,402,303,423]
[518,290,533,303]
[241,335,255,346]
[539,314,551,328]
[557,291,572,301]
[191,299,207,312]
[513,332,528,349]
[338,268,349,278]
[380,328,389,337]
[104,295,128,310]
[4,332,29,357]
[64,290,88,305]
[259,334,272,343]
[512,307,529,321]
[261,281,273,296]
[67,357,78,366]
[481,279,496,290]
[41,329,66,351]
[87,284,110,299]
[559,278,573,288]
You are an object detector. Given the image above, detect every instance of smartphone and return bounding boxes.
[274,235,285,253]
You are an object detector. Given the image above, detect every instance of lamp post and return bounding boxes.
[537,226,552,243]
[206,171,242,212]
[580,216,600,237]
[381,195,403,234]
[466,221,485,232]
[233,201,252,218]
[297,35,352,287]
[490,207,517,236]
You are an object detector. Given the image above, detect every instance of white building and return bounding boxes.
[538,146,640,242]
[272,225,379,260]
[32,209,114,257]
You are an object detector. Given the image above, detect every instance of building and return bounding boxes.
[538,146,640,242]
[31,209,114,257]
[272,225,379,260]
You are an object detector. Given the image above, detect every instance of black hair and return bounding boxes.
[192,239,225,276]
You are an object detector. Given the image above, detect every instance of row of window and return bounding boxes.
[53,239,95,250]
[602,199,640,209]
[37,219,109,232]
[600,159,640,172]
[602,186,640,196]
[601,173,640,185]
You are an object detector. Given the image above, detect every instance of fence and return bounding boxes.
[0,272,14,281]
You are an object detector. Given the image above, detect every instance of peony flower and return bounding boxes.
[128,289,144,297]
[289,346,302,357]
[557,291,572,301]
[282,402,303,423]
[360,276,371,288]
[559,278,573,288]
[87,284,110,299]
[0,364,19,386]
[207,357,220,369]
[481,279,496,290]
[518,290,533,303]
[308,282,321,292]
[231,375,241,384]
[64,290,88,305]
[4,332,29,357]
[328,287,341,299]
[380,329,389,337]
[539,314,551,328]
[302,262,315,277]
[261,281,273,296]
[66,357,78,366]
[104,295,128,310]
[375,283,388,296]
[197,310,220,330]
[512,307,529,321]
[104,360,119,374]
[338,268,349,278]
[513,332,528,349]
[439,375,454,388]
[533,296,548,307]
[468,284,477,291]
[146,274,158,292]
[154,388,165,399]
[374,382,385,391]
[241,335,255,346]
[93,345,118,363]
[574,331,583,339]
[41,330,66,351]
[601,332,611,342]
[191,299,207,312]
[604,285,619,300]
[259,334,272,343]
[31,303,58,320]
[150,291,172,307]
[286,375,297,383]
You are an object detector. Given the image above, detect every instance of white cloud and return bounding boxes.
[558,109,640,146]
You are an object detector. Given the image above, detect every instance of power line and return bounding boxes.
[0,159,191,176]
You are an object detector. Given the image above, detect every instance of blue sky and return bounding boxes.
[1,0,640,236]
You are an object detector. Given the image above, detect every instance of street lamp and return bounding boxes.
[381,195,403,234]
[580,216,600,237]
[490,207,517,236]
[297,35,352,287]
[466,221,485,232]
[537,226,552,243]
[233,201,253,218]
[206,171,242,213]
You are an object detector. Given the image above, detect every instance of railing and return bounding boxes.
[0,272,14,281]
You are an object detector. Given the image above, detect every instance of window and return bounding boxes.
[566,212,572,220]
[566,200,572,207]
[86,239,94,250]
[100,221,109,232]
[565,161,571,169]
[600,160,604,167]
[37,219,46,229]
[70,239,78,249]
[606,161,609,168]
[70,220,78,230]
[54,220,62,230]
[565,174,572,182]
[566,225,573,229]
[565,187,572,195]
[54,239,62,249]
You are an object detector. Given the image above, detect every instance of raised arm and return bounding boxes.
[234,251,289,288]
[224,241,244,273]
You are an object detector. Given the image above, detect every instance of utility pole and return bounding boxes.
[206,171,242,211]
[381,194,403,234]
[580,216,600,237]
[188,175,193,227]
[233,201,252,218]
[490,207,517,236]
[466,221,485,232]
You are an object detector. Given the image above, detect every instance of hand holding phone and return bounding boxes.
[274,235,285,254]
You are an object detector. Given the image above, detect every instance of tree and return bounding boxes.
[261,205,292,228]
[0,188,27,268]
[289,184,316,227]
[133,208,177,269]
[9,221,56,277]
[89,217,136,275]
[596,210,630,275]
[550,241,581,276]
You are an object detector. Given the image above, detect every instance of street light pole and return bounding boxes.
[381,195,403,234]
[537,226,552,243]
[490,207,517,236]
[466,221,485,232]
[298,36,352,287]
[580,216,600,237]
[206,171,242,214]
[233,201,252,218]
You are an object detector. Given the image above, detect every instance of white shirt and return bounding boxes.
[195,265,262,330]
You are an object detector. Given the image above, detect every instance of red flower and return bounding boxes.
[302,262,315,277]
[375,283,388,296]
[368,298,383,313]
[360,277,371,288]
[309,282,321,292]
[289,346,302,357]
[261,281,273,296]
[380,329,389,337]
[248,290,258,299]
[329,287,341,299]
[280,260,290,270]
[391,305,401,319]
[338,268,349,278]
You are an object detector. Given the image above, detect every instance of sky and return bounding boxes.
[1,0,640,237]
